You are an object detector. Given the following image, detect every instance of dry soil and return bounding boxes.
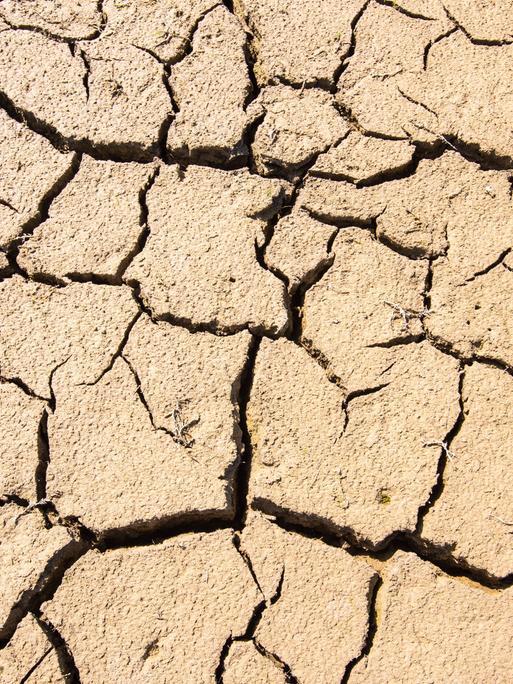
[0,1,512,682]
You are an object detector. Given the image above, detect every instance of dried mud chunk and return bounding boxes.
[304,152,513,260]
[0,110,73,249]
[338,343,459,545]
[47,321,250,535]
[126,165,289,335]
[248,339,459,546]
[19,158,156,281]
[372,152,507,258]
[351,551,513,683]
[422,365,513,579]
[76,42,172,157]
[0,614,63,683]
[336,2,447,140]
[240,512,377,683]
[0,277,138,398]
[302,229,428,393]
[124,314,250,476]
[443,0,513,43]
[425,158,513,365]
[429,265,513,365]
[265,209,336,293]
[405,31,513,164]
[0,31,171,159]
[167,7,255,164]
[0,0,101,39]
[298,175,386,225]
[101,0,219,62]
[42,531,260,683]
[224,641,286,684]
[249,86,349,177]
[311,131,414,183]
[0,383,45,501]
[234,0,366,87]
[0,505,81,640]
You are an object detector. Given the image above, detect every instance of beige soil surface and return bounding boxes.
[0,1,512,682]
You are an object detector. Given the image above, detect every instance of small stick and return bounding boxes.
[423,440,454,461]
[13,498,51,525]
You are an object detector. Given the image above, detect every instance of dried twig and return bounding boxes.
[384,300,429,331]
[13,498,51,526]
[423,440,454,461]
[166,401,200,449]
[491,514,513,527]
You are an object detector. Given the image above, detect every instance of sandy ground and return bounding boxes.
[0,0,512,682]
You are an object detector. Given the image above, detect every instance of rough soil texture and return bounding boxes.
[0,1,512,682]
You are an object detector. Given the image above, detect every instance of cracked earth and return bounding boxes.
[0,0,512,682]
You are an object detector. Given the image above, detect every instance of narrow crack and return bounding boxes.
[77,309,142,384]
[366,334,425,348]
[375,0,436,21]
[463,248,512,283]
[5,152,82,277]
[0,375,46,401]
[333,0,372,91]
[0,536,88,645]
[442,6,513,47]
[0,197,19,213]
[117,165,160,280]
[341,574,382,684]
[0,7,107,43]
[233,335,260,531]
[215,563,294,683]
[19,645,54,684]
[341,383,390,434]
[121,353,201,451]
[415,364,465,532]
[0,90,159,162]
[78,49,91,100]
[98,515,232,552]
[254,639,299,683]
[35,409,51,504]
[35,614,82,684]
[423,26,459,69]
[168,3,223,66]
